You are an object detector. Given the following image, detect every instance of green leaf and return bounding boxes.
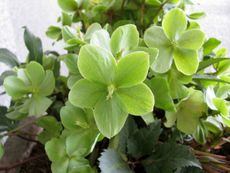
[162,8,187,41]
[60,103,90,130]
[51,158,69,173]
[69,79,106,108]
[145,0,161,6]
[110,24,139,58]
[90,29,111,51]
[198,57,230,71]
[143,143,201,173]
[166,89,207,134]
[0,106,17,131]
[149,77,176,111]
[0,143,4,159]
[38,70,55,96]
[188,12,206,20]
[61,54,79,75]
[62,12,72,26]
[0,48,19,67]
[78,45,116,84]
[58,0,78,12]
[115,51,149,88]
[94,94,128,138]
[99,149,133,173]
[84,23,102,41]
[25,61,45,87]
[133,47,158,66]
[26,96,52,116]
[24,27,43,64]
[62,26,76,42]
[46,26,62,40]
[144,26,173,73]
[173,48,198,75]
[66,129,99,157]
[117,83,154,115]
[127,121,161,158]
[45,137,66,162]
[3,76,28,99]
[203,37,221,55]
[213,98,228,116]
[37,116,62,144]
[177,29,205,50]
[193,74,230,85]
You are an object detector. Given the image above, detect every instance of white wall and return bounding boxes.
[0,0,230,106]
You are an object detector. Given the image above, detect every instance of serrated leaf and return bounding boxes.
[115,51,149,88]
[0,48,19,67]
[117,83,154,115]
[78,45,116,84]
[162,8,187,41]
[127,121,161,158]
[24,27,43,64]
[94,94,128,138]
[99,149,133,173]
[143,143,201,173]
[110,24,139,58]
[69,79,106,108]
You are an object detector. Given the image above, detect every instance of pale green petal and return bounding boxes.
[177,29,205,50]
[115,51,149,88]
[110,24,139,58]
[117,83,154,115]
[162,8,187,40]
[94,94,128,138]
[78,45,116,84]
[173,48,198,75]
[69,79,106,108]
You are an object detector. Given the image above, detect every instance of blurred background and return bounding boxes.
[0,0,230,106]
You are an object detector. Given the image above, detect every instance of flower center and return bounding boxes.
[106,84,116,100]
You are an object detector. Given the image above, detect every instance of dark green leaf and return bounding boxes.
[24,27,43,64]
[0,48,19,67]
[143,143,201,173]
[127,120,161,159]
[99,149,133,173]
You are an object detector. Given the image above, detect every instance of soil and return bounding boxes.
[19,144,51,173]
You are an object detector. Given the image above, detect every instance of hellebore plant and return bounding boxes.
[144,8,205,75]
[69,27,154,137]
[0,1,230,173]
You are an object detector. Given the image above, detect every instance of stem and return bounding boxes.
[0,154,46,170]
[193,149,227,160]
[16,134,40,144]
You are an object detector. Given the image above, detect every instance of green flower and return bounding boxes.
[69,44,154,138]
[144,8,205,75]
[3,61,55,117]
